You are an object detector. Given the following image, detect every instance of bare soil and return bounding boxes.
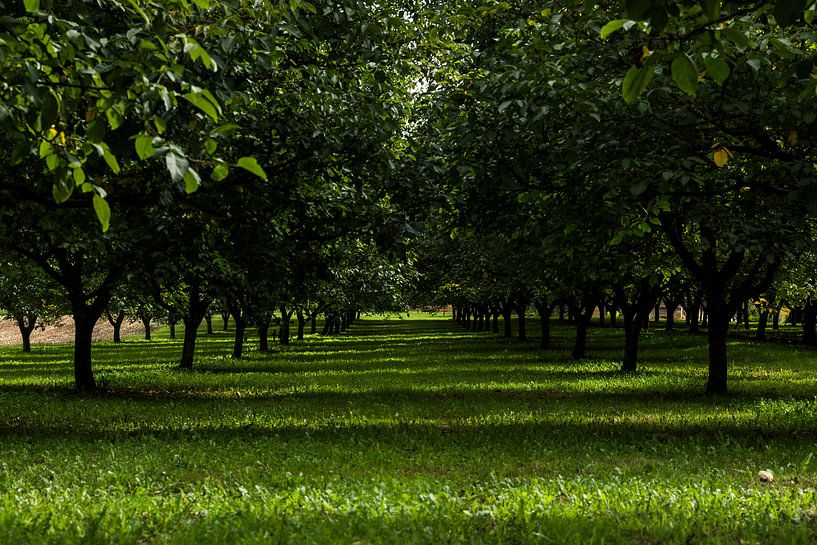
[0,316,145,346]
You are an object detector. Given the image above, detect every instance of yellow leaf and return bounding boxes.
[713,146,732,167]
[640,45,652,64]
[788,130,798,145]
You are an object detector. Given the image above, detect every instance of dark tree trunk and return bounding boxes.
[179,280,209,370]
[502,304,513,338]
[169,316,176,340]
[772,309,780,331]
[514,301,528,342]
[558,304,565,321]
[297,309,306,340]
[140,314,152,340]
[205,314,213,335]
[15,314,36,353]
[664,301,679,331]
[654,301,661,323]
[742,299,750,329]
[280,304,293,345]
[608,305,617,327]
[621,308,642,372]
[311,315,318,334]
[72,309,98,391]
[232,316,246,359]
[598,301,605,327]
[491,307,500,334]
[258,314,271,352]
[534,299,554,349]
[221,311,229,331]
[106,310,125,343]
[572,296,596,360]
[705,303,730,394]
[756,309,769,341]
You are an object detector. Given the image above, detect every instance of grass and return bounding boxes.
[1,315,817,543]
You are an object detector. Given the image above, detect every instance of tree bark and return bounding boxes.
[501,303,512,338]
[179,280,209,370]
[205,314,213,335]
[296,309,306,340]
[705,303,730,394]
[534,299,554,349]
[221,311,229,331]
[232,315,246,358]
[514,301,528,342]
[621,307,641,372]
[15,314,36,353]
[802,300,817,345]
[106,310,125,343]
[72,309,98,391]
[140,314,152,340]
[258,313,271,352]
[168,315,176,340]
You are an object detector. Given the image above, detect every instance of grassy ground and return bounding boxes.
[1,316,817,544]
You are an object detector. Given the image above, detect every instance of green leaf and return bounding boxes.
[23,0,39,12]
[236,157,267,180]
[73,167,86,186]
[722,28,750,47]
[698,0,720,20]
[671,54,698,96]
[53,181,73,203]
[703,55,730,85]
[622,64,655,104]
[105,106,123,130]
[204,138,218,155]
[773,0,807,26]
[154,117,167,134]
[183,91,220,121]
[101,145,120,174]
[86,118,106,143]
[92,194,111,232]
[184,168,201,193]
[135,135,156,160]
[211,163,229,181]
[192,0,210,8]
[165,152,189,181]
[600,19,628,39]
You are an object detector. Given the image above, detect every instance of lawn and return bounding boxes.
[1,315,817,544]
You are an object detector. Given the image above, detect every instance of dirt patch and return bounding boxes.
[0,316,146,346]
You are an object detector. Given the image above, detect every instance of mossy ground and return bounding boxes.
[1,314,816,544]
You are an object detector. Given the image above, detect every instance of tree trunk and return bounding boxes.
[534,300,552,349]
[756,310,769,341]
[16,314,36,353]
[514,302,528,342]
[280,304,292,345]
[598,301,605,327]
[297,309,306,340]
[654,301,661,323]
[502,304,512,338]
[258,314,271,352]
[621,308,641,372]
[572,296,597,360]
[205,314,213,335]
[221,311,229,331]
[772,309,780,331]
[141,314,152,340]
[169,316,176,339]
[491,308,500,334]
[72,310,97,391]
[179,281,209,370]
[232,314,246,359]
[311,315,318,334]
[106,310,125,343]
[665,301,678,331]
[705,308,730,394]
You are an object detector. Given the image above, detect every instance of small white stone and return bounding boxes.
[758,470,774,482]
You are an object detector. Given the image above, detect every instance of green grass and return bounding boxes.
[1,316,817,544]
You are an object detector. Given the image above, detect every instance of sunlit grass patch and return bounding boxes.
[0,316,816,543]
